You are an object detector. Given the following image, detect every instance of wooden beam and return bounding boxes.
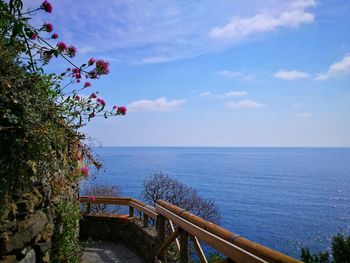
[191,235,208,263]
[179,228,189,263]
[129,201,158,219]
[169,220,181,251]
[156,227,180,257]
[129,206,134,217]
[156,204,267,263]
[144,214,149,227]
[157,200,302,263]
[156,214,166,258]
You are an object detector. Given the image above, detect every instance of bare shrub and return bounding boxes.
[83,184,122,213]
[141,173,221,224]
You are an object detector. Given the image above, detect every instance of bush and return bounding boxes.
[301,234,350,263]
[141,173,221,224]
[82,184,122,213]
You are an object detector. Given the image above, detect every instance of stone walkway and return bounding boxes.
[82,241,145,263]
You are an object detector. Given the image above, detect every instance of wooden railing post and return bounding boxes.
[86,203,91,213]
[156,214,166,258]
[179,228,189,263]
[144,214,149,227]
[129,206,134,217]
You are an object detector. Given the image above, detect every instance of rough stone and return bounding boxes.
[41,252,49,263]
[22,189,42,209]
[0,232,12,255]
[10,212,48,250]
[0,255,16,263]
[18,249,35,263]
[16,201,34,215]
[40,223,53,241]
[35,241,51,253]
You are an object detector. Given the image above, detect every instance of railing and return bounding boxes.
[79,196,302,263]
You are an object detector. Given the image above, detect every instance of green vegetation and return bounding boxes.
[0,0,124,261]
[301,234,350,263]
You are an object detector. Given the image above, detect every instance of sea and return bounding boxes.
[80,147,350,258]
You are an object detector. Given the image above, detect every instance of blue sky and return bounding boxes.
[31,0,350,146]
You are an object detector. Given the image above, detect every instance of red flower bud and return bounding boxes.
[42,1,52,13]
[43,22,53,32]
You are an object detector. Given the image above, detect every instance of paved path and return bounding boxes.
[82,241,145,263]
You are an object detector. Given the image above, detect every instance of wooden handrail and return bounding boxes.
[79,196,302,263]
[79,196,157,219]
[156,200,302,263]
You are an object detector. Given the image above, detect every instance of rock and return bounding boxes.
[22,189,42,209]
[0,232,12,255]
[16,201,34,215]
[40,223,53,241]
[42,251,49,263]
[18,249,35,263]
[35,241,51,253]
[0,255,16,263]
[10,212,48,250]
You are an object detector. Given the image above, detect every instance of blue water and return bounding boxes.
[81,147,350,258]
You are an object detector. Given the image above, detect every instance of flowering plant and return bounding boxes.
[1,0,126,130]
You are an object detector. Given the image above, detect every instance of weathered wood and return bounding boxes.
[80,196,131,206]
[191,235,208,263]
[144,214,149,227]
[169,220,180,251]
[156,200,302,263]
[129,201,158,219]
[129,206,134,217]
[156,227,180,257]
[156,204,267,263]
[156,214,166,258]
[179,228,189,263]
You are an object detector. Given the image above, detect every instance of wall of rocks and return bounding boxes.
[80,214,158,262]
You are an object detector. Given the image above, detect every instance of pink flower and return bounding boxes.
[97,98,101,103]
[117,106,127,115]
[51,33,58,39]
[57,42,67,52]
[43,22,53,32]
[75,73,82,79]
[75,96,80,101]
[67,45,77,58]
[30,33,37,40]
[95,59,110,75]
[77,79,80,83]
[84,82,91,88]
[89,93,97,99]
[72,68,79,74]
[89,112,95,118]
[88,58,95,66]
[100,99,106,106]
[88,195,96,201]
[67,68,71,72]
[81,166,89,176]
[42,1,52,13]
[113,105,117,110]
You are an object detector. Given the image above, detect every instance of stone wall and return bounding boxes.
[0,187,54,263]
[80,214,158,262]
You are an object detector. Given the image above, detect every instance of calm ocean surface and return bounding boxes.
[81,147,350,258]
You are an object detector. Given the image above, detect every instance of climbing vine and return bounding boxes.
[0,0,125,261]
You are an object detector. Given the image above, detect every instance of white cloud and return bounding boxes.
[274,70,310,80]
[223,91,248,97]
[315,55,350,80]
[209,1,315,42]
[226,100,264,109]
[217,70,255,80]
[295,112,313,118]
[128,97,186,112]
[200,90,247,98]
[200,91,212,97]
